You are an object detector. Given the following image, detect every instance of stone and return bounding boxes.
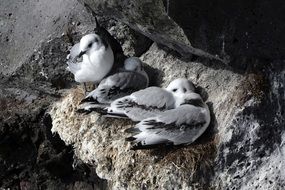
[1,0,285,189]
[79,0,227,63]
[49,44,285,189]
[0,0,151,76]
[80,0,285,66]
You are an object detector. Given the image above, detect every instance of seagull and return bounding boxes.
[125,91,210,150]
[66,17,125,92]
[77,57,149,112]
[98,78,196,122]
[66,33,114,91]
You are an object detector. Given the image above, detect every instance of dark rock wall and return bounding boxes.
[81,0,285,69]
[215,63,285,189]
[168,0,285,60]
[0,36,105,189]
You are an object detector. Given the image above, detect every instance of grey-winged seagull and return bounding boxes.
[77,57,149,112]
[125,91,210,150]
[99,78,196,122]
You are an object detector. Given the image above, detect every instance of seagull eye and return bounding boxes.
[183,88,187,93]
[172,88,177,92]
[88,43,92,48]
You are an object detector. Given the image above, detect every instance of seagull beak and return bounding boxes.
[78,51,86,58]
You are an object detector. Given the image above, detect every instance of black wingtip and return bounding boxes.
[102,112,128,118]
[80,96,98,104]
[88,107,107,114]
[76,108,92,115]
[97,108,108,115]
[125,136,137,142]
[76,106,107,115]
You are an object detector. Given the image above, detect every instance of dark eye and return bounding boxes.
[88,43,92,48]
[172,88,177,92]
[183,88,187,93]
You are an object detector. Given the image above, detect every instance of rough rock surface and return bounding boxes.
[79,0,226,63]
[49,44,285,189]
[0,32,108,189]
[0,0,151,189]
[80,0,285,64]
[1,0,285,189]
[0,0,151,76]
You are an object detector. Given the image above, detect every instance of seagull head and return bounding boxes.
[166,78,196,96]
[78,34,105,57]
[124,57,143,72]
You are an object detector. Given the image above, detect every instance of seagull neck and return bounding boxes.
[181,99,205,108]
[174,94,185,108]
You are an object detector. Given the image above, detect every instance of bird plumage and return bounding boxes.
[126,92,210,150]
[100,78,196,122]
[77,57,149,113]
[66,33,114,84]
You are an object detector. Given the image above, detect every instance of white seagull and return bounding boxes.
[93,17,125,69]
[125,91,210,150]
[66,33,114,85]
[99,78,196,122]
[77,57,149,112]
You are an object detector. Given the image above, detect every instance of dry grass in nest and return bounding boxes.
[133,124,218,177]
[70,85,217,177]
[69,87,85,105]
[156,136,216,173]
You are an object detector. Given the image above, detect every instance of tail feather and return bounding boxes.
[80,96,99,104]
[101,111,128,119]
[77,105,107,115]
[125,136,137,142]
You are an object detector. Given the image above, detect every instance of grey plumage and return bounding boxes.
[67,42,80,61]
[77,57,149,113]
[101,78,196,122]
[104,87,176,121]
[125,91,211,150]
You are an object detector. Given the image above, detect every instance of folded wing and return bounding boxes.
[127,104,210,149]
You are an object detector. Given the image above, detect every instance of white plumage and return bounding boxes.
[101,78,196,122]
[66,33,114,84]
[77,57,149,112]
[125,91,211,150]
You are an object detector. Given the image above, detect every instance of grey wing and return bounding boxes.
[135,105,209,145]
[131,87,175,109]
[90,71,148,104]
[109,71,148,90]
[107,96,163,122]
[106,87,175,121]
[125,107,163,122]
[67,43,80,61]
